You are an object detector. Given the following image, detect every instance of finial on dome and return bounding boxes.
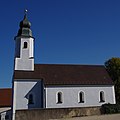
[24,9,28,15]
[24,9,28,19]
[25,9,28,13]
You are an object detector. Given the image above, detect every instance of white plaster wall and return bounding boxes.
[29,38,34,58]
[45,85,116,108]
[15,58,34,71]
[13,79,43,115]
[14,37,34,71]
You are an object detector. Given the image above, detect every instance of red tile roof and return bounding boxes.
[0,88,12,107]
[14,64,113,86]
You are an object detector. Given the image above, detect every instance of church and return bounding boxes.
[9,12,116,119]
[12,12,116,120]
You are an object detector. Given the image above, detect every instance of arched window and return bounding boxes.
[57,92,63,104]
[79,91,84,103]
[28,94,34,104]
[100,91,105,102]
[23,42,28,48]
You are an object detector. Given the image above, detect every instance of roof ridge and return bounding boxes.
[0,88,12,90]
[34,63,104,67]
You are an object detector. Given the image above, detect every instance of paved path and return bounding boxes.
[51,114,120,120]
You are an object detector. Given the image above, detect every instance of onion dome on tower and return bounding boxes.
[17,10,32,37]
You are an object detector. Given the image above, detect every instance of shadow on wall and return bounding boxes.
[25,80,44,109]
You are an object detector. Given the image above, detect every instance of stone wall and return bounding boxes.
[15,107,103,120]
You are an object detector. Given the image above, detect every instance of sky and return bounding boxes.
[0,0,120,88]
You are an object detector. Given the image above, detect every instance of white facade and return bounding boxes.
[45,85,116,108]
[14,37,34,71]
[13,82,116,111]
[12,82,116,119]
[12,79,43,120]
[12,80,43,112]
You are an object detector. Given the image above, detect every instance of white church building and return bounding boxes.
[12,13,116,119]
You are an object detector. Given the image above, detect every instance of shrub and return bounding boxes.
[102,103,120,114]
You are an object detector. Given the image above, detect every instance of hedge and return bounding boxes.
[102,103,120,114]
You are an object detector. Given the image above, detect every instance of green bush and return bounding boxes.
[102,103,120,114]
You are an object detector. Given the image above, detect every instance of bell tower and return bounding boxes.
[14,10,34,71]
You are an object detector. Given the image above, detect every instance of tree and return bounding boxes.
[105,57,120,104]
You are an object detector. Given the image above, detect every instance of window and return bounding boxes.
[100,91,105,102]
[28,94,34,104]
[79,91,84,103]
[57,92,63,104]
[23,42,27,48]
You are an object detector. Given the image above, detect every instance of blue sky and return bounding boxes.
[0,0,120,88]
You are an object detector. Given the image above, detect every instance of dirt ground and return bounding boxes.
[51,114,120,120]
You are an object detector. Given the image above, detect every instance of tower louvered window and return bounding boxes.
[23,42,28,48]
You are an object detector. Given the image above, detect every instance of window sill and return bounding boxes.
[79,101,84,103]
[57,102,63,104]
[99,101,105,103]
